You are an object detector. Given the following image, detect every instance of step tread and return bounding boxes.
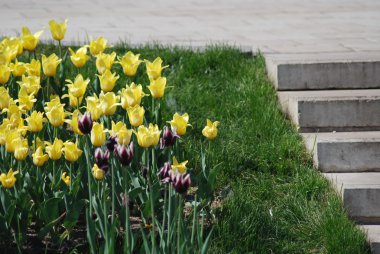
[324,173,380,189]
[266,52,380,64]
[302,131,380,143]
[278,89,380,101]
[359,225,380,253]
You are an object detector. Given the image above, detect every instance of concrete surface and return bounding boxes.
[302,132,380,172]
[360,225,380,253]
[278,90,380,132]
[265,53,380,90]
[0,0,380,54]
[324,173,380,223]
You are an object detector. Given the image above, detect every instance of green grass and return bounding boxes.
[40,43,369,253]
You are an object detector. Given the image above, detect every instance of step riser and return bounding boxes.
[316,142,380,172]
[267,60,380,91]
[343,188,380,223]
[283,99,380,132]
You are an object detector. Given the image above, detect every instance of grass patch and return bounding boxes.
[35,43,369,253]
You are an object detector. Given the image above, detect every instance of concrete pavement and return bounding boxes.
[0,0,379,53]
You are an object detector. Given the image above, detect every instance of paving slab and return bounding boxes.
[324,173,380,223]
[278,89,380,132]
[265,52,380,90]
[302,132,380,172]
[359,225,380,254]
[1,0,380,53]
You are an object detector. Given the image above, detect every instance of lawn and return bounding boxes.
[0,36,370,253]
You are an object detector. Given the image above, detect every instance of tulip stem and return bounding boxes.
[124,166,131,254]
[85,137,93,216]
[111,159,115,224]
[147,149,156,253]
[167,185,172,253]
[177,194,182,254]
[69,163,72,192]
[58,40,62,59]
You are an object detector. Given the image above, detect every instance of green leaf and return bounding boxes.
[201,228,214,254]
[86,208,97,254]
[63,199,86,230]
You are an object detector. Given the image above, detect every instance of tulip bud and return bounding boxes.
[77,111,93,134]
[172,174,191,194]
[158,162,172,183]
[95,148,110,173]
[160,126,179,149]
[106,135,117,152]
[115,142,134,166]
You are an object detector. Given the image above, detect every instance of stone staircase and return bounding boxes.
[265,52,380,253]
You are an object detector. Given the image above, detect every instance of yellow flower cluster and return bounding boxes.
[0,19,220,189]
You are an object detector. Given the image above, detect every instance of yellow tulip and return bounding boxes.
[13,137,29,161]
[25,59,41,77]
[42,53,62,77]
[25,111,45,132]
[2,37,23,56]
[61,172,70,186]
[117,51,142,76]
[0,64,10,85]
[145,57,169,80]
[0,87,10,110]
[31,137,45,150]
[86,94,103,121]
[0,169,18,188]
[98,69,119,92]
[171,156,188,175]
[65,93,83,108]
[44,97,66,127]
[202,119,220,140]
[110,121,132,145]
[21,26,43,51]
[99,91,119,116]
[148,77,166,99]
[120,83,146,109]
[63,140,83,162]
[168,113,191,136]
[45,138,63,160]
[134,123,161,148]
[91,122,106,147]
[32,146,49,167]
[0,121,8,145]
[68,46,90,68]
[65,110,83,135]
[96,52,116,74]
[89,36,107,56]
[9,59,27,77]
[5,130,20,153]
[10,37,23,56]
[66,74,90,98]
[49,19,67,41]
[92,164,104,180]
[127,105,145,127]
[17,75,41,95]
[16,86,36,111]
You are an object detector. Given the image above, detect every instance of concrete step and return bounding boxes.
[278,89,380,132]
[302,132,380,173]
[265,52,380,91]
[359,225,380,254]
[324,173,380,224]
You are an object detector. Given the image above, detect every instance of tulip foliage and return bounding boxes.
[0,20,220,253]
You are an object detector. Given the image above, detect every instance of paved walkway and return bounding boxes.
[1,0,380,53]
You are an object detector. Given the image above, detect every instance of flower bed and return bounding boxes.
[0,19,219,253]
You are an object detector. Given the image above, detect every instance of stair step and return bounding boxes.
[359,225,380,254]
[302,132,380,172]
[278,89,380,132]
[265,52,380,91]
[324,173,380,223]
